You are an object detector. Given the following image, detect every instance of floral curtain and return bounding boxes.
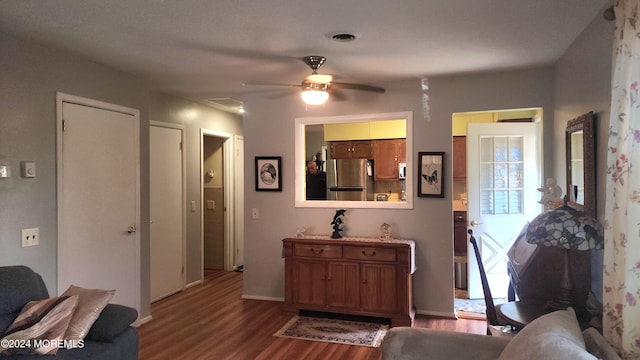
[603,0,640,358]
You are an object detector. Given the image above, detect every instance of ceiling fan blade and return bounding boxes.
[328,88,348,101]
[331,82,386,93]
[243,80,301,88]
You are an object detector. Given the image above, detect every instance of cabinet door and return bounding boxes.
[351,141,373,159]
[326,262,360,309]
[452,136,467,180]
[330,141,354,159]
[360,263,397,313]
[453,211,468,256]
[373,140,399,180]
[397,139,406,162]
[294,260,326,306]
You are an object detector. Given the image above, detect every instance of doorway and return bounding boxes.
[203,135,225,270]
[452,108,543,315]
[200,130,244,274]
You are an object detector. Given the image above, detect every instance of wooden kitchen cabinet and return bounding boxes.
[452,136,466,180]
[453,211,468,256]
[373,139,406,181]
[283,236,415,327]
[330,140,372,159]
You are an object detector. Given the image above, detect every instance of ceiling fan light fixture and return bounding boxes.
[301,81,329,105]
[301,89,329,105]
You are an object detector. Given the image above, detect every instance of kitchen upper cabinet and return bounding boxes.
[452,136,466,180]
[330,140,373,159]
[373,139,406,181]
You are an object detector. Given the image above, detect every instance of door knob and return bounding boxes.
[127,226,137,234]
[470,220,483,227]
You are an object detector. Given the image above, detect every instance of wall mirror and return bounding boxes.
[565,111,595,216]
[295,111,413,209]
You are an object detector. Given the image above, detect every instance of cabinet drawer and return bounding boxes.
[343,246,396,262]
[294,244,342,259]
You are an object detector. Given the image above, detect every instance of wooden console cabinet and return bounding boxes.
[282,236,415,326]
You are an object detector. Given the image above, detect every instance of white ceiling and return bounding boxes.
[0,0,608,106]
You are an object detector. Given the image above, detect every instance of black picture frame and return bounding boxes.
[418,152,445,198]
[255,156,282,192]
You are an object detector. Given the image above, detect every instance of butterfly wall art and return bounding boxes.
[418,152,445,198]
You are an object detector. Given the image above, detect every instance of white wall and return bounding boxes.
[242,68,554,315]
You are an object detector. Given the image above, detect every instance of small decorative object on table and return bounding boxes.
[537,178,563,211]
[295,227,307,237]
[331,209,346,239]
[379,222,392,240]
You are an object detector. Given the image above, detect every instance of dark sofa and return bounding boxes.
[0,265,138,360]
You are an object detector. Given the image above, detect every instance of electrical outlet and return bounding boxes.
[21,228,39,247]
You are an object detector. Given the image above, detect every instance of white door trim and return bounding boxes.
[150,120,187,299]
[200,129,235,273]
[234,135,245,268]
[56,92,141,313]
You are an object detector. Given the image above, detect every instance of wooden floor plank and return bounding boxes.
[138,270,486,359]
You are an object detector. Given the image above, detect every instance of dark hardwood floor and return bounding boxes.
[138,270,487,360]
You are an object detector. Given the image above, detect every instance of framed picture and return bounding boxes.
[418,152,444,198]
[255,156,282,191]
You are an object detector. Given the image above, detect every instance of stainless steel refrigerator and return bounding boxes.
[326,159,374,201]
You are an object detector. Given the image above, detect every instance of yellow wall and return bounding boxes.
[452,109,539,136]
[452,113,495,136]
[324,119,406,141]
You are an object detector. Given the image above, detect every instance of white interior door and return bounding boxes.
[150,124,184,301]
[466,123,540,299]
[57,94,140,313]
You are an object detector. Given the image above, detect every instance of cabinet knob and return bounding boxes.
[310,248,324,255]
[362,250,377,257]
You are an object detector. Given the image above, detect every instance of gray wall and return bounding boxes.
[240,10,613,316]
[553,8,614,302]
[0,6,613,320]
[241,68,554,315]
[148,93,242,283]
[0,31,152,317]
[0,31,243,320]
[553,10,614,221]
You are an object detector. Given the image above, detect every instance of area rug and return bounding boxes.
[454,297,508,320]
[274,316,388,347]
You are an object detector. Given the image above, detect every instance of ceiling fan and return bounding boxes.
[245,55,385,105]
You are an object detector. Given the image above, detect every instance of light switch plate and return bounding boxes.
[0,165,9,178]
[21,161,36,178]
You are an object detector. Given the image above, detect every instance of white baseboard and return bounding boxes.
[134,315,153,327]
[241,294,284,302]
[416,309,457,319]
[186,279,203,289]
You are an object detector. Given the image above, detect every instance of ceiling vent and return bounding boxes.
[330,33,358,42]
